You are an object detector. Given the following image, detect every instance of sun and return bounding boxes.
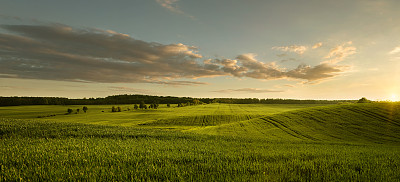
[390,94,399,102]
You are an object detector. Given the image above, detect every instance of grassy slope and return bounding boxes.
[192,103,400,144]
[0,104,323,127]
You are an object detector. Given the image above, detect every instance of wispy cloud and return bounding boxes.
[272,45,308,55]
[280,58,299,63]
[0,14,43,24]
[156,0,183,14]
[312,42,323,49]
[389,46,400,55]
[284,84,296,88]
[213,88,284,93]
[155,0,194,19]
[324,41,356,64]
[109,87,158,95]
[0,85,27,90]
[151,80,208,86]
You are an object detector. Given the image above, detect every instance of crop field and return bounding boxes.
[1,103,400,181]
[0,104,322,127]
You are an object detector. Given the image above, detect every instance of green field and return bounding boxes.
[1,103,400,181]
[0,104,323,127]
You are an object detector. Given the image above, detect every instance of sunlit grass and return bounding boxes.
[1,119,399,181]
[1,103,400,181]
[0,103,326,127]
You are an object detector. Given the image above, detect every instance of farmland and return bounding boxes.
[1,103,400,181]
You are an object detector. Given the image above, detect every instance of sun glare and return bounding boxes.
[390,94,399,102]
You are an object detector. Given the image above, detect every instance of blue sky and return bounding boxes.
[1,0,400,100]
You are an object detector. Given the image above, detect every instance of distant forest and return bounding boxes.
[0,94,356,106]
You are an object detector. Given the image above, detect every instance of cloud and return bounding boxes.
[151,80,208,86]
[324,41,356,64]
[284,84,296,88]
[312,42,323,49]
[0,85,27,90]
[272,45,308,55]
[213,88,284,93]
[206,53,347,83]
[286,63,346,82]
[156,0,183,14]
[155,0,194,19]
[280,58,299,63]
[389,46,400,55]
[0,23,352,85]
[0,24,223,85]
[0,14,42,24]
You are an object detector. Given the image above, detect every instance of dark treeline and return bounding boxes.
[0,95,355,106]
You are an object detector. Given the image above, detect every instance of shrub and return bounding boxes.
[67,108,73,114]
[357,97,370,103]
[82,106,88,113]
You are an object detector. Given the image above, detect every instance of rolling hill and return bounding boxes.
[191,103,400,144]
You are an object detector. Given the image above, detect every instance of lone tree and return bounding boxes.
[139,101,146,109]
[82,106,88,113]
[67,108,73,114]
[358,97,370,103]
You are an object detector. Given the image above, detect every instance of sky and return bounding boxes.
[1,0,400,100]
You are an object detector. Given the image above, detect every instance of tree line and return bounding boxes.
[0,95,356,106]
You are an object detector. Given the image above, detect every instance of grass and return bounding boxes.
[192,103,400,144]
[0,103,324,127]
[1,102,400,181]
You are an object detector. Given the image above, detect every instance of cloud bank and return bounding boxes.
[0,24,351,85]
[206,53,346,83]
[0,24,223,84]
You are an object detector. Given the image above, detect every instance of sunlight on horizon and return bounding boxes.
[390,94,399,102]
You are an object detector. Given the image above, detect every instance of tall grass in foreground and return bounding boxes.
[1,119,399,181]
